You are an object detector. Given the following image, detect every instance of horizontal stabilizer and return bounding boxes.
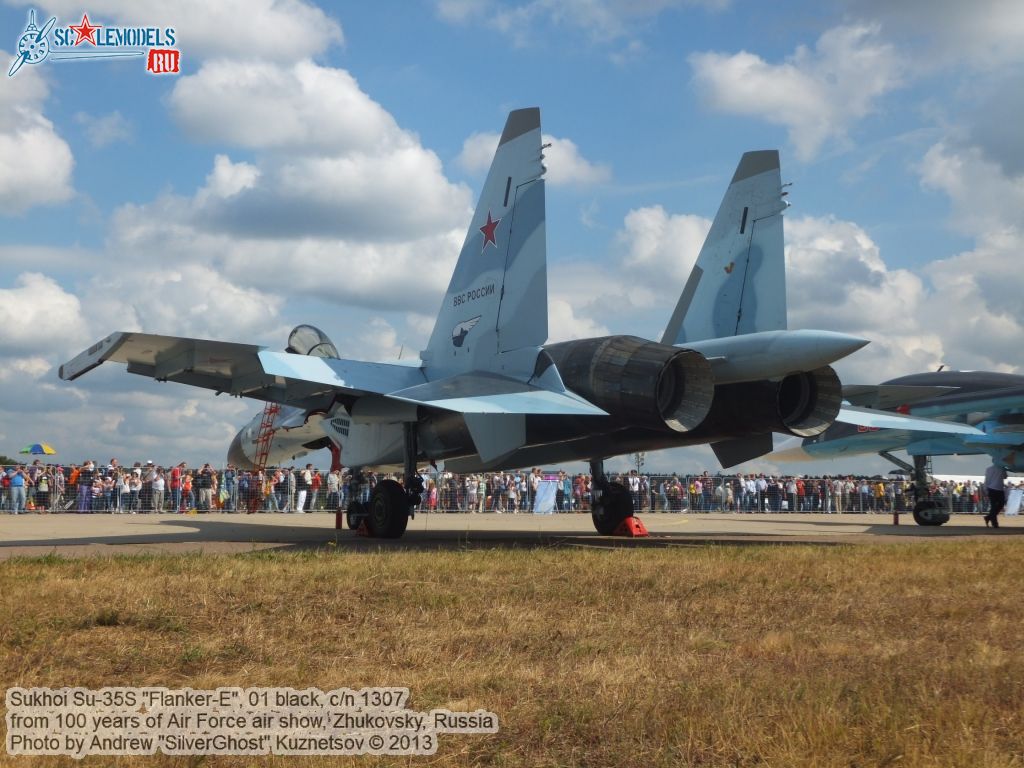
[837,406,984,435]
[712,433,774,468]
[257,352,424,394]
[388,371,607,415]
[842,384,957,409]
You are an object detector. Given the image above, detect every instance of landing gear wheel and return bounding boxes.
[346,501,367,530]
[368,479,410,539]
[592,481,634,535]
[912,500,949,526]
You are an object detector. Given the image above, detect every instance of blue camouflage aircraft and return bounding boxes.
[770,370,1024,525]
[62,107,946,538]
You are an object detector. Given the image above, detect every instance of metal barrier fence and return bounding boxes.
[0,464,994,517]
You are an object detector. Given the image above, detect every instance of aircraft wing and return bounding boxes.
[841,384,957,409]
[60,332,606,418]
[837,405,985,435]
[59,332,425,411]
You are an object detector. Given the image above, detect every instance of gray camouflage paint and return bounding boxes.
[422,108,546,379]
[662,150,788,345]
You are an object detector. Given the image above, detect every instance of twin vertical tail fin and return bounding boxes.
[662,150,788,345]
[422,108,547,378]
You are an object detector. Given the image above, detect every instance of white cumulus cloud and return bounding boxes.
[0,52,74,213]
[842,0,1024,70]
[168,60,471,240]
[618,205,710,288]
[690,25,903,161]
[0,273,87,354]
[914,141,1024,371]
[197,155,260,202]
[457,131,610,186]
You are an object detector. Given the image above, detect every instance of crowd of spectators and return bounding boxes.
[0,458,337,515]
[386,468,997,516]
[0,460,1002,517]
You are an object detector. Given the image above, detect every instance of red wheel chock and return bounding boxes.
[612,517,649,537]
[356,520,370,537]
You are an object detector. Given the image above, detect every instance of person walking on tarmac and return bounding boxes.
[984,461,1008,528]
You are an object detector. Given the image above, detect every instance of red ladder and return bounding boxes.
[247,402,280,513]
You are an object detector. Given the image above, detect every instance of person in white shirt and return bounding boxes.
[984,461,1007,528]
[326,469,340,510]
[466,474,478,512]
[754,475,768,511]
[296,464,313,513]
[152,470,166,513]
[627,470,641,510]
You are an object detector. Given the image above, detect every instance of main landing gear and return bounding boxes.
[912,499,948,527]
[882,451,949,526]
[344,424,423,539]
[589,458,636,535]
[911,454,948,526]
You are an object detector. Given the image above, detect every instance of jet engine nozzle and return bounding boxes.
[776,365,842,437]
[545,335,714,432]
[698,365,842,439]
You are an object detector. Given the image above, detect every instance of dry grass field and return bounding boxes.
[2,541,1023,767]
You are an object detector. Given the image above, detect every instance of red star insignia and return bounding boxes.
[69,13,102,46]
[479,211,500,252]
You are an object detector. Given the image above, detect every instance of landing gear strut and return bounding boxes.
[351,423,420,539]
[910,454,948,526]
[881,451,949,526]
[345,469,368,530]
[589,458,634,535]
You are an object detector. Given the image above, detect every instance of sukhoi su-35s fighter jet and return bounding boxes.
[62,107,921,538]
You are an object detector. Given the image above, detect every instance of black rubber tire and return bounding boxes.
[367,479,410,539]
[346,501,366,530]
[592,481,634,535]
[912,500,949,526]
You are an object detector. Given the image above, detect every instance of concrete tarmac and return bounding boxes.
[0,509,1020,559]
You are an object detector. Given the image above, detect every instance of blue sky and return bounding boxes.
[1,0,1022,475]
